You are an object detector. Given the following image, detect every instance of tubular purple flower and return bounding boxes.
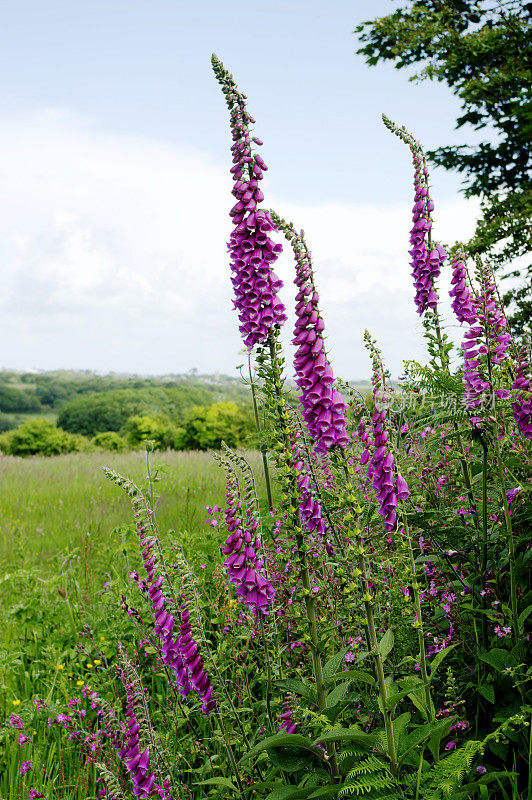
[179,599,216,714]
[449,253,476,324]
[212,55,287,348]
[221,472,275,613]
[511,346,532,440]
[367,406,398,532]
[292,433,328,537]
[271,216,349,450]
[382,115,446,315]
[279,696,297,734]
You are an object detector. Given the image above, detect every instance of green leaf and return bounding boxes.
[479,648,516,672]
[427,718,453,761]
[378,629,394,661]
[266,787,307,800]
[478,683,495,704]
[312,728,381,750]
[326,681,350,709]
[518,604,532,633]
[324,669,375,687]
[195,778,238,791]
[428,644,457,681]
[241,734,325,773]
[323,647,350,678]
[276,678,317,703]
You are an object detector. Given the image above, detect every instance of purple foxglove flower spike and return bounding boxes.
[269,214,349,451]
[449,252,476,324]
[461,268,511,409]
[292,431,328,537]
[220,468,275,613]
[179,599,216,714]
[212,54,287,349]
[382,115,446,315]
[512,345,532,440]
[279,695,297,734]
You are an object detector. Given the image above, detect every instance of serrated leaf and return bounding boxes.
[479,648,516,672]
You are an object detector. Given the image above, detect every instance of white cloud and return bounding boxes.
[0,110,481,378]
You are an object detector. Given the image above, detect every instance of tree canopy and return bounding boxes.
[356,0,532,334]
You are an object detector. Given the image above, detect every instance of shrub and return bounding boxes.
[91,431,127,452]
[0,418,89,456]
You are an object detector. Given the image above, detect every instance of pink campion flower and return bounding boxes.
[18,734,29,746]
[445,740,456,751]
[19,760,33,775]
[494,625,511,638]
[28,792,45,799]
[9,714,24,729]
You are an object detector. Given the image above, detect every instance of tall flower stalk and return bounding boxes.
[212,54,286,349]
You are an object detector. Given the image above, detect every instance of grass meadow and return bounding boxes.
[0,449,267,799]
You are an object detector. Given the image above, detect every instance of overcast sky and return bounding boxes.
[0,0,483,380]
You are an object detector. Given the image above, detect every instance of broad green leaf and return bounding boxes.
[195,778,238,790]
[276,678,317,703]
[323,647,350,677]
[312,728,381,750]
[428,644,457,681]
[378,629,394,661]
[326,681,350,708]
[479,648,516,672]
[478,683,495,704]
[427,718,452,761]
[518,604,532,632]
[241,733,316,762]
[324,669,375,687]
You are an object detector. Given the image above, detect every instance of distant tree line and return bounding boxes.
[0,371,257,456]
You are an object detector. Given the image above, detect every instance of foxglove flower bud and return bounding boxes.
[512,346,532,440]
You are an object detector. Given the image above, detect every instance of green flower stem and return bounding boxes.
[352,503,398,778]
[493,432,519,645]
[402,506,433,720]
[248,354,274,513]
[260,620,274,733]
[340,458,398,775]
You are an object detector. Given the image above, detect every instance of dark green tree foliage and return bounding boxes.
[0,384,41,413]
[57,386,233,436]
[356,0,532,334]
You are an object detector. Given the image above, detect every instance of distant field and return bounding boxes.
[0,449,266,571]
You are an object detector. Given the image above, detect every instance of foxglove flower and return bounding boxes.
[221,472,275,613]
[292,433,327,536]
[212,54,286,348]
[461,325,489,409]
[512,346,532,440]
[367,406,398,532]
[117,681,156,799]
[279,696,297,734]
[179,599,215,714]
[382,115,446,315]
[449,253,476,324]
[271,216,349,450]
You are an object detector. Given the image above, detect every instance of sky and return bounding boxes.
[0,0,484,380]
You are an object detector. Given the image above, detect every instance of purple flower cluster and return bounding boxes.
[366,407,399,532]
[287,227,348,450]
[118,682,156,798]
[293,433,328,537]
[461,279,510,408]
[179,600,216,714]
[382,115,446,315]
[133,515,191,700]
[449,254,476,324]
[213,55,286,349]
[279,696,296,734]
[512,346,532,440]
[221,475,275,613]
[461,325,489,409]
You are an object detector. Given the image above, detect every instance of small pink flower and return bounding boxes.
[18,734,29,746]
[19,760,33,775]
[445,740,456,751]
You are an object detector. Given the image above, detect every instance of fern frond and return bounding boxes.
[339,750,397,799]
